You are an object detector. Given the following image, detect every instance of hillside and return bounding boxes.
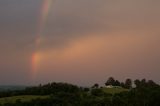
[0,79,159,106]
[0,86,26,91]
[0,95,48,105]
[102,87,129,94]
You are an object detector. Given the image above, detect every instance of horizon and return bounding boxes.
[0,0,160,86]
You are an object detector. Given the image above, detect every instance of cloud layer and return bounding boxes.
[0,0,160,85]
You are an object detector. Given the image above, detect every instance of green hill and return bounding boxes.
[0,95,48,104]
[102,87,129,94]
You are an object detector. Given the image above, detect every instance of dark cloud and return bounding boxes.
[0,0,160,85]
[40,0,160,49]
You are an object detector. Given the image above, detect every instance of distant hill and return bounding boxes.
[0,80,159,106]
[0,85,26,91]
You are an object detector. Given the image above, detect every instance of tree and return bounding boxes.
[105,77,115,86]
[83,88,90,92]
[141,79,147,87]
[147,80,158,88]
[115,80,121,86]
[124,78,132,89]
[134,79,141,88]
[120,82,125,88]
[92,83,99,89]
[91,89,104,96]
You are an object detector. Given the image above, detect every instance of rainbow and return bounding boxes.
[31,0,53,77]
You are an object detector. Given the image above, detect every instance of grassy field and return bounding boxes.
[102,87,129,94]
[0,88,128,104]
[0,95,49,104]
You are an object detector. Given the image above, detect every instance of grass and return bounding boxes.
[0,88,129,104]
[102,87,129,94]
[0,95,49,104]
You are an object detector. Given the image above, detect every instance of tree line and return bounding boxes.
[0,77,160,106]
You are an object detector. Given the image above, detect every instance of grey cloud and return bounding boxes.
[0,0,160,85]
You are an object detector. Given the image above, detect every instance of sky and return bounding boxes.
[0,0,160,86]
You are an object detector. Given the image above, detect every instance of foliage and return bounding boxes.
[124,78,132,89]
[0,78,159,106]
[0,95,48,104]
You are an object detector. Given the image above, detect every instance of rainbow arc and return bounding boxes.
[31,0,53,77]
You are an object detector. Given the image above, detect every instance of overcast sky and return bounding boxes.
[0,0,160,86]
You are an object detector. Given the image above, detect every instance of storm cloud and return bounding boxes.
[0,0,160,85]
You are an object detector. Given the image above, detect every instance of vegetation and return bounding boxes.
[102,87,129,94]
[0,95,48,104]
[0,77,160,106]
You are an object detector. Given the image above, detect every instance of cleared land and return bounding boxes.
[0,88,128,104]
[102,87,129,94]
[0,95,49,104]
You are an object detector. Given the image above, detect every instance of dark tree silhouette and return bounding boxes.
[147,80,158,87]
[134,79,141,88]
[105,77,115,86]
[141,79,147,87]
[120,82,125,88]
[124,78,132,89]
[92,83,99,89]
[115,80,121,86]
